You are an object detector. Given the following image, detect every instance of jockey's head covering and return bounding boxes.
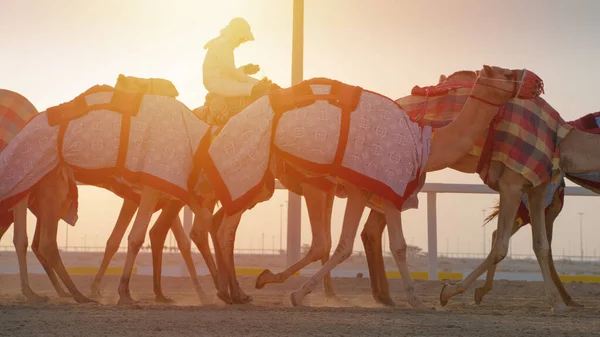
[222,17,254,43]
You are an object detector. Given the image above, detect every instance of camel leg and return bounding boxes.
[214,210,246,304]
[90,199,137,298]
[382,200,429,310]
[255,185,334,296]
[290,185,369,306]
[170,215,212,304]
[474,221,522,304]
[12,199,46,303]
[190,203,219,288]
[544,208,582,307]
[31,219,70,298]
[360,209,395,306]
[211,214,231,304]
[149,201,183,303]
[526,184,566,312]
[221,211,254,304]
[440,176,522,306]
[117,186,159,305]
[37,192,95,303]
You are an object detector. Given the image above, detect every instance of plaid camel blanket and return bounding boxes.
[396,83,573,187]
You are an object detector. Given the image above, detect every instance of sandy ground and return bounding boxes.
[2,274,600,337]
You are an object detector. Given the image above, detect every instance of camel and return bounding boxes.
[348,68,600,312]
[197,65,541,309]
[1,88,218,304]
[0,89,83,302]
[340,69,581,311]
[427,74,600,312]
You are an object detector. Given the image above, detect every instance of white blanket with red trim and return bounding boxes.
[0,92,210,211]
[207,82,432,213]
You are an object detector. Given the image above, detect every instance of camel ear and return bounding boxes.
[438,74,447,83]
[482,65,494,77]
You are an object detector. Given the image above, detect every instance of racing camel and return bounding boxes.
[359,70,600,312]
[0,85,216,304]
[0,89,79,302]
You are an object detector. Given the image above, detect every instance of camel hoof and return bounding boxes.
[255,269,275,289]
[290,291,304,307]
[75,295,97,304]
[117,296,136,306]
[232,294,253,304]
[439,283,456,307]
[25,292,49,304]
[216,291,233,305]
[155,295,175,304]
[474,287,488,305]
[373,294,396,307]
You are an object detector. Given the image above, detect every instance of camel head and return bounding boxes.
[440,66,544,102]
[472,65,544,105]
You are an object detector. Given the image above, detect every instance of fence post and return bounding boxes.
[427,192,438,280]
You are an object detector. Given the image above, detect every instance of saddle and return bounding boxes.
[202,78,278,127]
[203,93,254,126]
[269,77,362,115]
[115,74,179,98]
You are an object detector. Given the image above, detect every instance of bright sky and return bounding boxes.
[2,0,600,260]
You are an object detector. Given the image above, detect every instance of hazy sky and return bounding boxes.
[2,0,600,259]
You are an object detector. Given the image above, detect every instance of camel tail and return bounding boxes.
[483,200,500,225]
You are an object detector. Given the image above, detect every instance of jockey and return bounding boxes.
[203,17,266,98]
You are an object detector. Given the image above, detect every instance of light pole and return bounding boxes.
[286,0,304,267]
[579,212,584,261]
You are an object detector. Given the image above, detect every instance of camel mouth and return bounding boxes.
[517,69,544,99]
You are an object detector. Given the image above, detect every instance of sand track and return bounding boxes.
[2,274,600,336]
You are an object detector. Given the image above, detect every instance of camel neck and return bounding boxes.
[424,92,505,172]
